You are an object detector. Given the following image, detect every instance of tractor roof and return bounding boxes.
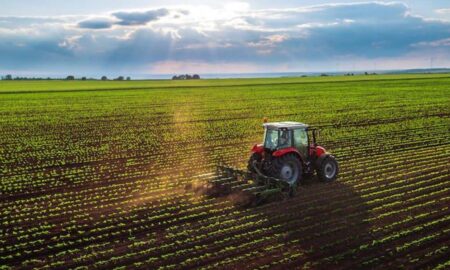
[263,121,308,130]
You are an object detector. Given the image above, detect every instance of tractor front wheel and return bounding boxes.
[247,153,262,173]
[317,155,339,182]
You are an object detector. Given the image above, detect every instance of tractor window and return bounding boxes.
[294,129,308,156]
[264,129,279,150]
[278,130,291,149]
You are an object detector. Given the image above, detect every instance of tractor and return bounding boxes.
[202,121,339,205]
[248,121,338,188]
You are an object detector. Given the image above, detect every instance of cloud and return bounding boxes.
[1,2,450,75]
[412,38,450,48]
[107,29,175,65]
[149,60,259,74]
[112,8,169,26]
[435,8,450,14]
[224,2,250,12]
[248,34,289,54]
[0,16,72,31]
[242,2,409,31]
[77,18,114,29]
[75,8,172,30]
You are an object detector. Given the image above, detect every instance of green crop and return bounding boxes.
[0,74,449,269]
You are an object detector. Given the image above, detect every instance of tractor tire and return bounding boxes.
[247,153,262,173]
[268,153,302,196]
[317,155,339,182]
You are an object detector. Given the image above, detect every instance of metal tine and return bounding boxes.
[230,182,254,190]
[241,185,268,193]
[219,180,251,192]
[209,176,235,184]
[253,188,283,198]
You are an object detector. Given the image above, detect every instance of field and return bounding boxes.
[1,74,449,269]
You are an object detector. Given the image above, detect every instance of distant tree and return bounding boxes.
[320,73,328,77]
[115,76,124,81]
[173,74,200,80]
[81,77,87,81]
[4,74,12,80]
[66,75,75,80]
[364,72,369,75]
[101,76,108,81]
[126,76,131,81]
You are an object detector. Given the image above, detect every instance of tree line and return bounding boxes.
[1,75,131,81]
[172,74,200,80]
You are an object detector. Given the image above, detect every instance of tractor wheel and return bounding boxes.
[269,153,302,195]
[317,155,339,182]
[247,153,262,173]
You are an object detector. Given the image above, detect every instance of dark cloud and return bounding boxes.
[112,8,169,26]
[0,34,73,70]
[77,18,113,29]
[107,29,174,65]
[75,8,170,29]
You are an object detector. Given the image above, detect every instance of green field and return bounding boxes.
[1,74,449,269]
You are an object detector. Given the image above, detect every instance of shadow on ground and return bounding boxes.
[234,178,371,269]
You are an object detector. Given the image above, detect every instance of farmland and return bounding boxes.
[0,74,449,269]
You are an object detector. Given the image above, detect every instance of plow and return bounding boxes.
[189,120,340,207]
[205,164,294,206]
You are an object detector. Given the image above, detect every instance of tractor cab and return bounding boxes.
[262,122,311,159]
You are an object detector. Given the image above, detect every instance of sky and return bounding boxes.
[1,1,450,77]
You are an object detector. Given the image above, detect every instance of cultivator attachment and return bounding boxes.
[200,164,294,206]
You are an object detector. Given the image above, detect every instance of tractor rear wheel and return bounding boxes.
[268,153,302,195]
[317,155,339,182]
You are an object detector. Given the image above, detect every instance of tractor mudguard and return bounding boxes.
[315,153,333,168]
[272,147,307,166]
[273,147,301,158]
[251,144,264,154]
[315,146,326,158]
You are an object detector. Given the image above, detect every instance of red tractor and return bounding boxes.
[248,121,339,188]
[205,121,339,205]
